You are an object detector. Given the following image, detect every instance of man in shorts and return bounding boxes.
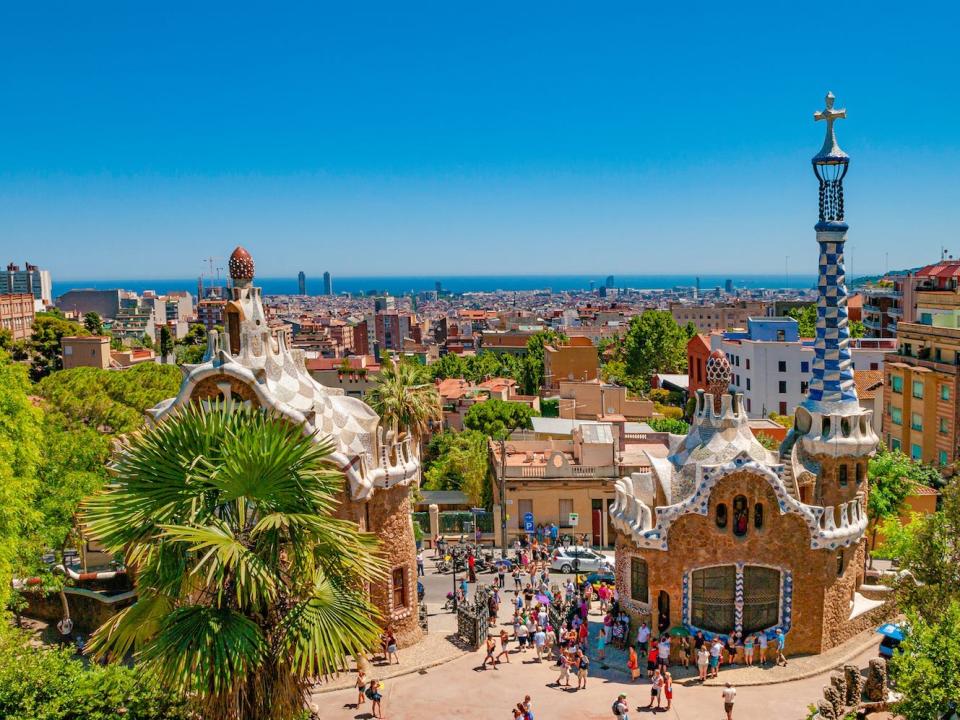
[576,649,590,689]
[709,637,723,678]
[613,693,629,720]
[722,682,736,720]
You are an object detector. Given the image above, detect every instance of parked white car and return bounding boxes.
[550,546,608,573]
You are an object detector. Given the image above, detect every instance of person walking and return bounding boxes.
[697,644,709,682]
[533,626,547,663]
[355,669,367,709]
[722,682,737,720]
[613,693,630,720]
[516,619,530,652]
[468,551,477,583]
[576,649,590,689]
[646,668,663,710]
[496,628,511,664]
[417,549,424,577]
[366,680,383,719]
[498,562,506,589]
[663,671,674,711]
[555,653,571,687]
[627,645,640,682]
[482,634,499,669]
[775,629,788,666]
[597,622,607,662]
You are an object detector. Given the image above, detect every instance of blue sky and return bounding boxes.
[2,2,959,280]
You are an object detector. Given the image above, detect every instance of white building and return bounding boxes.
[710,317,894,418]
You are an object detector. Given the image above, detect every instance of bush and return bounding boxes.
[648,417,689,434]
[0,624,190,720]
[654,403,684,421]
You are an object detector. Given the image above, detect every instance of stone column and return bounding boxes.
[428,503,440,548]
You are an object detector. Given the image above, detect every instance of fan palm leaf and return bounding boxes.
[81,404,385,720]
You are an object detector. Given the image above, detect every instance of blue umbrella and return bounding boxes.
[876,623,904,641]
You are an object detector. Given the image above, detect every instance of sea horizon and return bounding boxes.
[54,273,819,298]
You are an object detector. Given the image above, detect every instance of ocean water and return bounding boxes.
[54,274,817,298]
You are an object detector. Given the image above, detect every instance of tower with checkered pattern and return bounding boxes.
[788,93,877,510]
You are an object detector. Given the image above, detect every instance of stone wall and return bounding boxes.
[335,482,423,649]
[616,470,870,655]
[21,589,135,634]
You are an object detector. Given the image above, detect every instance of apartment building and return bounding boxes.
[557,379,654,421]
[2,262,52,305]
[711,317,894,418]
[543,337,599,389]
[670,300,767,333]
[0,293,35,341]
[883,281,960,465]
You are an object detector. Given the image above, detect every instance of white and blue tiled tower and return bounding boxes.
[791,93,877,463]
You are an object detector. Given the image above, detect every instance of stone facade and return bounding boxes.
[148,246,423,648]
[609,96,889,657]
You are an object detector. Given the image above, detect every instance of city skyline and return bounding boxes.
[3,3,960,280]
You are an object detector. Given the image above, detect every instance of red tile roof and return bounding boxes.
[916,261,960,279]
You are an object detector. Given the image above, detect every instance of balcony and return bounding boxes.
[862,318,884,332]
[888,306,903,319]
[887,352,960,375]
[862,287,899,300]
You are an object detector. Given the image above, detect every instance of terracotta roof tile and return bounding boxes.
[854,369,884,399]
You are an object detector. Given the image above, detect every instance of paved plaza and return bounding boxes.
[312,554,883,719]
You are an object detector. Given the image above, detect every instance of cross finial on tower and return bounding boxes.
[813,91,848,161]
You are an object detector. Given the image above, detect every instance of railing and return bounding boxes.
[887,353,959,375]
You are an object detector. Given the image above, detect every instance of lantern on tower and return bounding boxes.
[812,92,849,226]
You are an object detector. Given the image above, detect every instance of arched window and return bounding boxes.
[732,496,749,536]
[838,464,848,486]
[836,550,844,577]
[855,463,864,485]
[754,503,764,529]
[715,503,728,529]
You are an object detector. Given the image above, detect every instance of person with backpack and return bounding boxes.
[612,693,629,720]
[576,649,590,689]
[365,679,382,719]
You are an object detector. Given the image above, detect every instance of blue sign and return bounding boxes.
[523,512,535,533]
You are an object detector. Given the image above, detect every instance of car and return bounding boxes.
[550,545,607,573]
[577,570,615,590]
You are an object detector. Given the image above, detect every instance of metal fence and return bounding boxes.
[410,510,494,536]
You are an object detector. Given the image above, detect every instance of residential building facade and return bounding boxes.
[0,292,35,341]
[2,262,52,305]
[543,337,599,389]
[670,300,767,333]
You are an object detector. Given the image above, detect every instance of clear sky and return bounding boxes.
[2,2,959,280]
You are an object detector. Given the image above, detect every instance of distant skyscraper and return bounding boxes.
[725,278,734,294]
[298,271,306,295]
[323,271,332,296]
[589,281,595,292]
[605,275,615,288]
[435,280,442,294]
[2,261,52,304]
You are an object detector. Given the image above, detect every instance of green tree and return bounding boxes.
[368,356,442,450]
[158,325,174,358]
[0,623,189,720]
[0,327,11,351]
[622,311,688,392]
[29,311,87,380]
[849,319,866,339]
[423,430,490,507]
[181,323,207,345]
[521,330,567,395]
[81,406,384,720]
[866,447,917,562]
[0,354,43,611]
[83,311,104,335]
[889,602,960,720]
[463,398,537,439]
[785,304,816,337]
[648,417,689,435]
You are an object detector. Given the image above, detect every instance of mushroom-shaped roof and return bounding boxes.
[228,246,255,281]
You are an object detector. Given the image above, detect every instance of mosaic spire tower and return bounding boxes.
[793,93,877,460]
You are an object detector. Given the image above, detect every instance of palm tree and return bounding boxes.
[81,405,384,720]
[367,356,442,454]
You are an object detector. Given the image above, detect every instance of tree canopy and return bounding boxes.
[0,354,43,610]
[463,398,537,439]
[423,430,490,507]
[620,311,691,392]
[28,311,87,380]
[786,304,865,339]
[37,363,182,435]
[81,406,384,720]
[867,446,930,556]
[881,478,960,716]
